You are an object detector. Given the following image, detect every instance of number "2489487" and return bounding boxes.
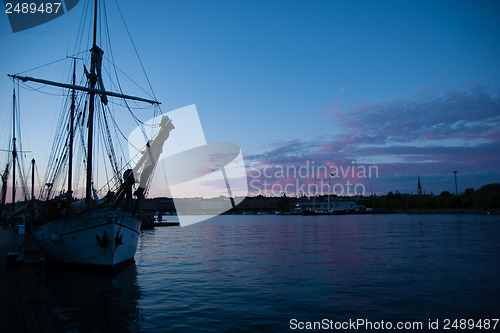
[5,2,62,14]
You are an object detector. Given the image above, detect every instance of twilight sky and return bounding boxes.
[1,0,499,198]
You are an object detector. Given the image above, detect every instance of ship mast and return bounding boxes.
[7,0,160,202]
[68,59,76,200]
[31,158,35,204]
[11,88,17,211]
[85,0,99,201]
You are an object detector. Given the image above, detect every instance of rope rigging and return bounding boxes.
[9,0,165,202]
[1,81,34,204]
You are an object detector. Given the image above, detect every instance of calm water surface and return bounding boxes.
[45,214,500,332]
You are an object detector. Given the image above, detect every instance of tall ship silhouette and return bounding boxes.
[8,0,172,271]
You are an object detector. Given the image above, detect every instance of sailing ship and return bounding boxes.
[7,0,173,270]
[0,89,34,225]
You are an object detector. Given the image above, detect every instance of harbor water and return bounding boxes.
[45,214,500,332]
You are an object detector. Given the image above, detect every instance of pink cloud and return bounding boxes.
[247,85,500,194]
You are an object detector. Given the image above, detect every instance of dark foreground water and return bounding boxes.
[45,214,500,332]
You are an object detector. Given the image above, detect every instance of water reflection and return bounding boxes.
[44,215,500,332]
[45,264,141,332]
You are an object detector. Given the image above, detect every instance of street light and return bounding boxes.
[328,172,335,212]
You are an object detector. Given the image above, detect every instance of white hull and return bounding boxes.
[32,207,141,268]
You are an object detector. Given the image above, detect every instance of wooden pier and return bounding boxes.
[0,226,63,333]
[153,221,180,227]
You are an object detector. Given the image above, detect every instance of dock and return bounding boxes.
[153,221,180,227]
[0,225,63,333]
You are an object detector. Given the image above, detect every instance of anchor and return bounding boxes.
[96,230,109,248]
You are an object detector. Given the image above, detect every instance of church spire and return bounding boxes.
[417,174,422,196]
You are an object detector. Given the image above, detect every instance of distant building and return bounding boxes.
[141,198,175,212]
[417,175,422,196]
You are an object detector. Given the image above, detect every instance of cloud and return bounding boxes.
[335,85,500,144]
[247,85,500,194]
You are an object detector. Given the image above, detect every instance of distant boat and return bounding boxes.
[328,209,346,215]
[9,0,174,271]
[153,213,180,227]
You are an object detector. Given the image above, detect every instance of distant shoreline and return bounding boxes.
[225,209,500,216]
[393,208,500,215]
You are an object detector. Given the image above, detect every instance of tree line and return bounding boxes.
[357,183,500,210]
